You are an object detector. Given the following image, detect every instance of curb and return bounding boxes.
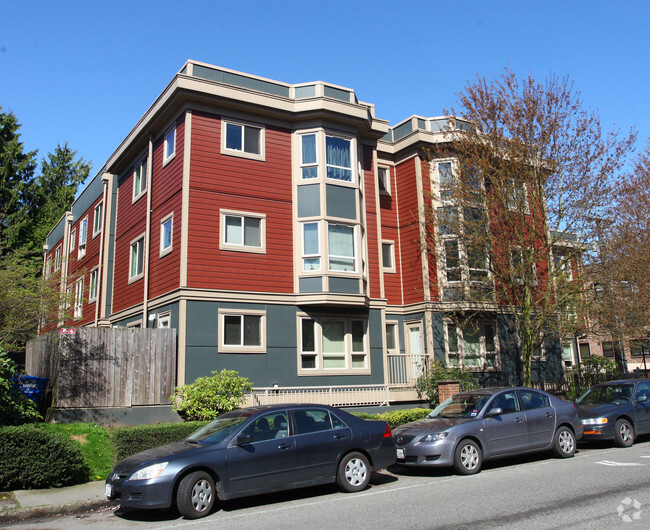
[0,498,114,525]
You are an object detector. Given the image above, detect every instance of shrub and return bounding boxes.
[353,408,431,428]
[416,362,479,407]
[0,425,87,489]
[112,421,206,461]
[566,355,618,399]
[0,347,41,425]
[171,369,253,421]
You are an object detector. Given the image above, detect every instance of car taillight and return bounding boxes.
[384,424,392,438]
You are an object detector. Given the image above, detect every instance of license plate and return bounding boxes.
[105,484,113,498]
[396,448,405,459]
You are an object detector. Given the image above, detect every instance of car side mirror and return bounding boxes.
[487,407,503,417]
[236,434,253,445]
[637,394,648,403]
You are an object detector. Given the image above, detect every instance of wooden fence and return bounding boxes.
[26,327,176,408]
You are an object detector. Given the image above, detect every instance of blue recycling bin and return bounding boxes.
[10,375,49,409]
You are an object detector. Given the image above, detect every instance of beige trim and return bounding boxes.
[181,111,192,287]
[100,173,115,320]
[159,212,174,258]
[219,209,267,254]
[220,118,266,162]
[177,299,187,385]
[142,136,153,325]
[381,240,396,274]
[128,232,146,284]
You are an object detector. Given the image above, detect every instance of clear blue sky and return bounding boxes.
[1,0,648,185]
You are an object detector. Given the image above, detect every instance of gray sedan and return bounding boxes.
[392,387,583,474]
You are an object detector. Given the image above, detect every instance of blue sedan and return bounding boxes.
[105,404,396,519]
[576,379,650,447]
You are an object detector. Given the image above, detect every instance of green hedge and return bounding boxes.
[354,408,430,428]
[112,421,206,461]
[0,425,88,490]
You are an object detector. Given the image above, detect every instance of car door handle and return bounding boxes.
[515,417,525,423]
[333,433,347,439]
[277,443,293,450]
[545,412,553,418]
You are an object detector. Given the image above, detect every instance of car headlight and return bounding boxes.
[581,417,608,426]
[419,432,449,443]
[128,462,169,480]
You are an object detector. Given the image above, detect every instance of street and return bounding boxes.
[10,439,650,529]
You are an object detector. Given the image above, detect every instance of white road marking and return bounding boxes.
[596,460,645,467]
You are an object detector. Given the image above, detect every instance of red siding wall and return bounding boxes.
[378,162,403,305]
[187,112,294,293]
[362,144,381,300]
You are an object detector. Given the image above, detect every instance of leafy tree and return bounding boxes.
[425,67,635,386]
[0,108,37,254]
[0,346,42,425]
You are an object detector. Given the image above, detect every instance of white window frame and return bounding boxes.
[385,320,400,354]
[129,234,145,283]
[301,221,321,272]
[45,257,52,278]
[300,133,319,180]
[377,166,391,196]
[126,320,143,328]
[219,210,266,254]
[327,223,357,273]
[93,202,103,238]
[218,309,266,353]
[89,267,98,303]
[69,228,76,253]
[298,314,369,375]
[132,159,147,202]
[221,119,265,161]
[157,312,172,329]
[445,320,500,370]
[73,277,83,319]
[382,240,396,273]
[160,213,173,257]
[54,246,62,272]
[325,134,354,183]
[163,126,176,165]
[506,177,529,212]
[78,217,88,259]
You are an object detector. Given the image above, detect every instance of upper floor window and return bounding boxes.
[223,120,264,160]
[129,235,145,281]
[73,278,83,319]
[54,246,62,272]
[437,161,454,202]
[382,241,395,272]
[326,135,352,182]
[45,257,52,278]
[163,127,176,164]
[218,310,266,353]
[220,210,265,253]
[133,159,147,201]
[160,214,173,256]
[302,222,321,271]
[89,268,98,302]
[93,202,103,238]
[78,218,88,258]
[378,166,390,195]
[328,224,356,272]
[69,229,76,253]
[300,133,318,179]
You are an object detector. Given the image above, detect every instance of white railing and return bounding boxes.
[387,354,429,386]
[246,384,391,407]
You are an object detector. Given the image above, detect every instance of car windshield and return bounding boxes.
[577,384,634,405]
[428,393,491,418]
[185,411,251,444]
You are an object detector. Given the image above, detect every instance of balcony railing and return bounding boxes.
[387,354,429,385]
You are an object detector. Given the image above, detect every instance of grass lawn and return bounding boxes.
[39,423,114,481]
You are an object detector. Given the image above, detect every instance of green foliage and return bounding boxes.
[416,361,480,407]
[39,423,114,481]
[171,369,253,421]
[111,421,206,461]
[0,346,42,425]
[566,355,618,399]
[354,408,431,428]
[0,425,87,489]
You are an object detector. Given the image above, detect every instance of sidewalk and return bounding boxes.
[0,481,113,524]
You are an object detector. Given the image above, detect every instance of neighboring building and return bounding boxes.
[40,61,569,406]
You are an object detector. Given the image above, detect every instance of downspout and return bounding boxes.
[143,135,154,327]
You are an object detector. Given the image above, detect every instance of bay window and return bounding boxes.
[326,136,352,182]
[328,224,355,272]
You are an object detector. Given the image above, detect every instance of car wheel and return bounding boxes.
[176,471,215,519]
[614,419,635,447]
[552,426,576,458]
[453,439,482,475]
[336,452,370,492]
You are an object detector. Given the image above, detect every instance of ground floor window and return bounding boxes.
[299,315,368,374]
[218,310,266,353]
[446,320,498,370]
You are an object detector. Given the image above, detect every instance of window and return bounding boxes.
[220,210,265,253]
[301,134,318,179]
[294,409,345,435]
[385,321,399,354]
[298,316,368,374]
[93,202,103,237]
[241,411,290,441]
[326,135,352,182]
[54,246,62,271]
[223,120,263,159]
[444,240,461,282]
[553,250,573,280]
[163,127,176,164]
[579,343,591,360]
[160,214,173,256]
[446,321,498,370]
[562,341,575,367]
[89,268,98,302]
[630,339,650,357]
[378,166,390,195]
[69,229,76,253]
[506,178,528,211]
[157,313,171,329]
[302,222,320,271]
[437,161,455,202]
[219,310,266,353]
[519,390,550,410]
[602,341,619,359]
[78,218,88,258]
[45,257,52,278]
[133,159,147,200]
[328,224,355,272]
[73,278,83,319]
[382,241,395,272]
[129,236,145,281]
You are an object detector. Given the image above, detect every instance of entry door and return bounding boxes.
[482,391,529,456]
[406,322,424,380]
